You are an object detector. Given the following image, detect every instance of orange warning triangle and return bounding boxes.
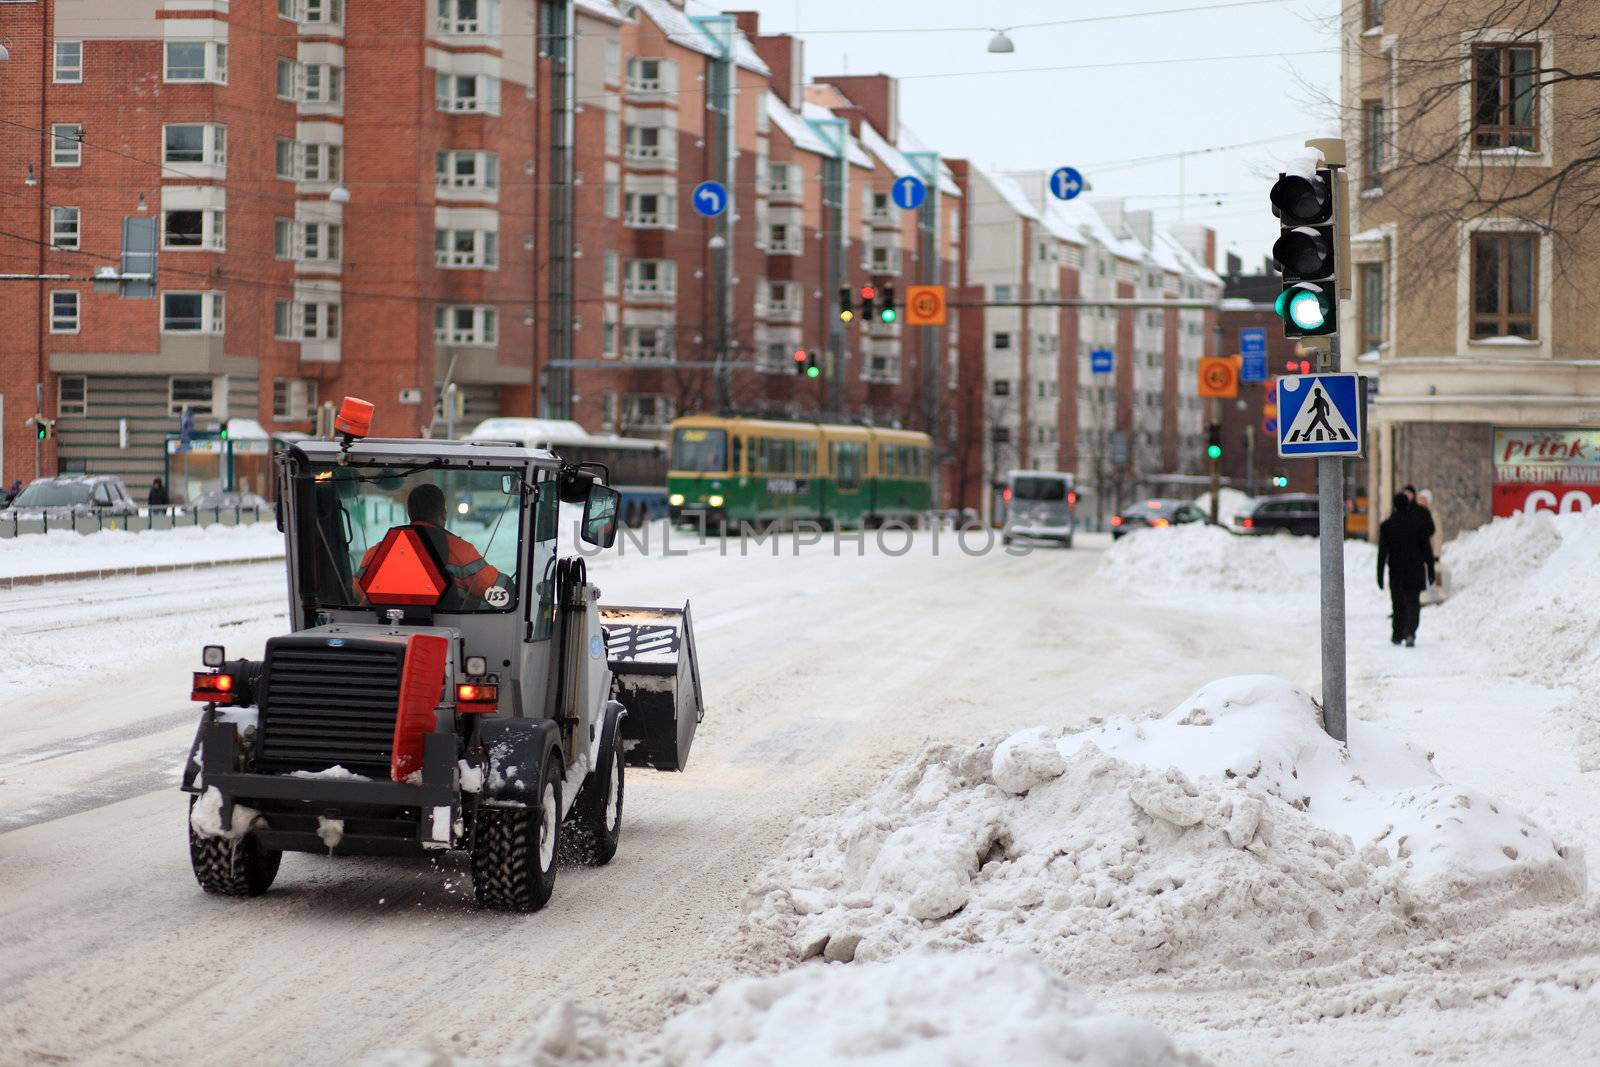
[360,527,448,605]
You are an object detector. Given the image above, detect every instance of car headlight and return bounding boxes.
[669,493,685,507]
[708,495,725,508]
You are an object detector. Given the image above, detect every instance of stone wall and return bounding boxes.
[1390,421,1493,542]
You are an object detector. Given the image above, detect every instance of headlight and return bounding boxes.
[708,495,725,508]
[669,493,685,506]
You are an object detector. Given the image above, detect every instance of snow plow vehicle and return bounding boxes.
[180,398,703,911]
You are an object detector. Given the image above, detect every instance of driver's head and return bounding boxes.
[407,483,448,526]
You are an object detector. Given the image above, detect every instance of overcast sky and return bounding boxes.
[723,0,1340,272]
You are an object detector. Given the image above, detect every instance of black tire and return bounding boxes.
[187,797,281,897]
[1061,533,1074,549]
[472,751,562,912]
[561,742,623,866]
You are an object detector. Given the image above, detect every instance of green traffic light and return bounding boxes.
[880,308,896,323]
[1206,444,1222,460]
[806,366,820,379]
[1287,290,1326,330]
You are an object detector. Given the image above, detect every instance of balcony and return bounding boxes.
[623,281,676,305]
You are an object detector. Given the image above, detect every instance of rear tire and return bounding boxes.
[472,752,562,912]
[1061,533,1074,549]
[188,797,281,897]
[561,743,623,866]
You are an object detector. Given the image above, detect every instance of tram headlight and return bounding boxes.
[669,493,685,507]
[707,495,724,508]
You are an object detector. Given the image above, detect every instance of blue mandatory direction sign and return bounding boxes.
[692,180,728,218]
[1276,373,1366,458]
[1049,166,1085,201]
[1090,349,1114,375]
[891,175,926,211]
[1239,327,1268,383]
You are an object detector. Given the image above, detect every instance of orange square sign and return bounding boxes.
[904,284,948,326]
[1197,356,1240,399]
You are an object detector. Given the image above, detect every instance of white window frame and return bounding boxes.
[767,222,801,255]
[58,374,88,416]
[767,161,798,200]
[161,291,225,335]
[623,259,677,301]
[53,41,82,83]
[624,192,675,229]
[627,57,662,93]
[438,0,500,35]
[302,0,342,26]
[274,218,294,259]
[624,124,674,165]
[272,378,319,420]
[50,206,80,250]
[161,207,226,251]
[301,63,343,105]
[434,228,499,269]
[622,393,674,429]
[300,142,342,183]
[49,290,80,334]
[164,40,227,85]
[52,124,82,167]
[436,73,501,115]
[433,305,499,346]
[168,376,215,417]
[604,40,621,85]
[276,58,302,100]
[163,123,226,167]
[623,326,671,362]
[435,150,499,192]
[298,220,342,263]
[297,301,340,340]
[603,250,620,296]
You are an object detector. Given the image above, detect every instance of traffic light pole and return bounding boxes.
[1317,333,1347,745]
[1207,398,1220,526]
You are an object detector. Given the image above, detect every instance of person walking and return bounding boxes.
[1377,492,1435,647]
[148,477,170,508]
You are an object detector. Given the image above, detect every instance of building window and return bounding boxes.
[1359,262,1385,352]
[438,0,500,34]
[274,218,293,258]
[624,192,674,229]
[626,57,671,94]
[54,41,82,83]
[59,375,88,416]
[162,208,225,251]
[278,0,299,20]
[163,124,226,166]
[623,326,672,362]
[164,41,226,84]
[50,207,80,250]
[276,58,300,100]
[767,162,797,198]
[604,175,620,219]
[161,291,225,334]
[1362,100,1385,190]
[992,284,1013,301]
[624,259,677,300]
[299,221,342,262]
[436,73,500,114]
[435,150,499,192]
[52,124,82,167]
[273,378,318,420]
[766,223,801,255]
[275,138,297,179]
[302,63,344,104]
[301,143,342,182]
[1473,44,1539,151]
[604,109,621,156]
[604,39,620,85]
[603,250,619,296]
[622,393,674,429]
[624,125,673,164]
[299,301,340,340]
[1363,0,1383,29]
[434,228,498,269]
[49,291,80,334]
[1470,232,1537,339]
[433,305,498,346]
[992,331,1011,350]
[302,0,342,25]
[169,376,215,416]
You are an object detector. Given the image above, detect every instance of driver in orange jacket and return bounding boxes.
[357,483,504,605]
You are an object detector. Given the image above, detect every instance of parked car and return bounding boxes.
[0,474,140,522]
[185,491,272,514]
[1110,498,1207,539]
[1236,494,1320,536]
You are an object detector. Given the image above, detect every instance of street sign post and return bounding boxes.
[1239,328,1268,383]
[1090,349,1113,375]
[891,175,926,211]
[691,180,728,218]
[1197,356,1239,399]
[1275,372,1365,457]
[904,284,947,326]
[1048,166,1084,201]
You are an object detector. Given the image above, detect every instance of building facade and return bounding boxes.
[1342,0,1600,539]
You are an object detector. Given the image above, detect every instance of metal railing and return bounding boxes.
[0,505,272,538]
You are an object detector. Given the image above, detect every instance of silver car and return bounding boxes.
[1001,470,1076,548]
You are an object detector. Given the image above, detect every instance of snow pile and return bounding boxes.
[1098,520,1375,600]
[1433,508,1600,769]
[743,677,1585,985]
[654,953,1200,1067]
[0,521,283,578]
[1191,487,1254,526]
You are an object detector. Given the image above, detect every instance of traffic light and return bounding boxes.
[838,288,854,324]
[1284,358,1312,374]
[1272,474,1289,488]
[805,352,821,379]
[1205,423,1222,461]
[35,418,54,441]
[879,285,896,324]
[859,285,877,322]
[1270,166,1339,337]
[792,348,808,376]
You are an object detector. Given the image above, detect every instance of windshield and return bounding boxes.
[671,428,727,472]
[1012,477,1068,502]
[300,464,524,614]
[13,482,92,507]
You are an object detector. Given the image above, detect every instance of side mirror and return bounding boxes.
[580,484,620,548]
[559,465,596,504]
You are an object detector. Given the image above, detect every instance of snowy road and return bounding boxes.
[0,531,1324,1064]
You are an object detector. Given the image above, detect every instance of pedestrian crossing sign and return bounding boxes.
[1276,373,1366,458]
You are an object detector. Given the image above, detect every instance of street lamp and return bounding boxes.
[329,186,350,204]
[987,29,1015,53]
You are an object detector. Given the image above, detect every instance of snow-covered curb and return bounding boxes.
[0,522,284,579]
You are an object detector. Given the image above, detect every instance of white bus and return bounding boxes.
[466,419,668,525]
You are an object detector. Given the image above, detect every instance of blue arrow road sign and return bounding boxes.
[1276,373,1365,458]
[1049,166,1084,201]
[692,180,728,218]
[1090,349,1113,375]
[1239,327,1268,383]
[891,175,926,211]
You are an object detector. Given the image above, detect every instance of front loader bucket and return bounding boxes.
[599,602,704,771]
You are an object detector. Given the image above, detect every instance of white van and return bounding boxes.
[1001,470,1077,548]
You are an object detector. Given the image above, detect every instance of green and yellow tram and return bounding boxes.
[667,415,933,529]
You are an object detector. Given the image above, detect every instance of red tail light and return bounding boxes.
[192,672,236,703]
[1152,518,1170,527]
[1242,517,1254,529]
[456,682,499,714]
[1110,515,1123,527]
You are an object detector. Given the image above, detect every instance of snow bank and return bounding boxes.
[1098,520,1374,598]
[743,677,1584,985]
[0,522,283,578]
[1191,487,1253,526]
[1431,509,1600,769]
[655,953,1199,1067]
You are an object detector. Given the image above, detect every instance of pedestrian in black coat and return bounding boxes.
[1377,492,1436,646]
[148,477,170,507]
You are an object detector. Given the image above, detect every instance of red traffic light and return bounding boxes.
[859,285,877,301]
[793,348,807,363]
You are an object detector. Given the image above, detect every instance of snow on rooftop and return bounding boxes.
[631,0,770,75]
[765,91,832,157]
[977,167,1040,223]
[858,122,917,180]
[1050,195,1144,262]
[800,100,871,167]
[896,121,961,196]
[574,0,625,22]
